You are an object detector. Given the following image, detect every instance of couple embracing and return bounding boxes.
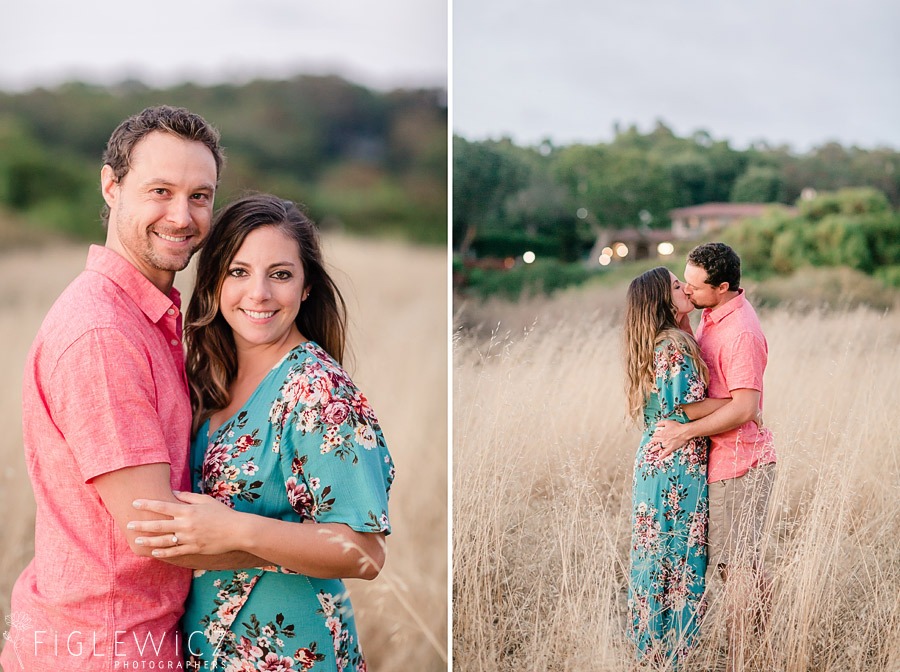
[2,106,393,672]
[624,243,777,670]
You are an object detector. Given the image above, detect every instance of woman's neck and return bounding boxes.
[234,328,307,382]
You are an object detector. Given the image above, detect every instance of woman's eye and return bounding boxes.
[272,271,292,280]
[227,268,246,277]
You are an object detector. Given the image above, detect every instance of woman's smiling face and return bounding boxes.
[219,225,308,351]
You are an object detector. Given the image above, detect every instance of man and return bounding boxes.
[1,106,261,672]
[652,242,776,672]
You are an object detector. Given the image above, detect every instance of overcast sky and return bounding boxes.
[0,1,447,92]
[453,0,900,151]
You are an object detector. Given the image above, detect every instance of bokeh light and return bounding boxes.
[657,242,675,256]
[523,251,536,264]
[599,254,611,266]
[614,243,629,257]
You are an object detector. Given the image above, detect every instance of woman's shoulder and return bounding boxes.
[279,341,358,392]
[271,342,387,462]
[270,341,380,430]
[653,333,700,371]
[654,335,686,356]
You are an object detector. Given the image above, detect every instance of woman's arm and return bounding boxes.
[680,396,730,420]
[128,491,385,580]
[93,463,269,570]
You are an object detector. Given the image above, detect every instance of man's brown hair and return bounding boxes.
[101,105,224,224]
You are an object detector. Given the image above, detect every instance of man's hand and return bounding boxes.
[651,419,694,459]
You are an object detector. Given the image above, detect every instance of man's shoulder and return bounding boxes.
[730,296,766,338]
[34,270,147,356]
[713,295,765,338]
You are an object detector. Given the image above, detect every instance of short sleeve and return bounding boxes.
[653,340,707,418]
[47,328,172,483]
[724,332,767,392]
[276,355,394,536]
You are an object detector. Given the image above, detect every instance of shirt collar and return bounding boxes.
[702,288,745,325]
[85,245,180,324]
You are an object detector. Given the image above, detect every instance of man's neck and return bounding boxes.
[709,289,740,312]
[104,241,175,296]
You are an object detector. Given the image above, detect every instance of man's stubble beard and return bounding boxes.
[115,208,203,274]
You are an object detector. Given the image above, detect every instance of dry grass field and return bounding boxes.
[454,285,900,671]
[0,236,448,671]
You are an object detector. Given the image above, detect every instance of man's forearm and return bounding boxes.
[682,394,758,439]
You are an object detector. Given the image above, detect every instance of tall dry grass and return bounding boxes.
[454,295,900,671]
[0,236,448,671]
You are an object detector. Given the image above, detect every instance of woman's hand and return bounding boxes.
[128,491,244,559]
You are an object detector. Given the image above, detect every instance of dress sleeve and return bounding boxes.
[47,328,172,483]
[653,339,707,419]
[276,357,394,535]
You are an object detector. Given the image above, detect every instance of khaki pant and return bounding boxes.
[708,463,775,568]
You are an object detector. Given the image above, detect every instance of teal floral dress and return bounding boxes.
[628,339,709,665]
[183,342,393,672]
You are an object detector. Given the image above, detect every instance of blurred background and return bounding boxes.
[0,2,448,670]
[452,0,900,309]
[0,2,447,245]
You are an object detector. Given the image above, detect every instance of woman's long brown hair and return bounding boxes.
[623,266,708,424]
[185,194,347,435]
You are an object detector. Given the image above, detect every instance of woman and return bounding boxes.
[623,267,730,665]
[128,195,394,671]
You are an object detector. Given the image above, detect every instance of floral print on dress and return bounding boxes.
[199,413,265,508]
[184,342,393,672]
[269,347,387,466]
[270,345,393,534]
[628,339,709,668]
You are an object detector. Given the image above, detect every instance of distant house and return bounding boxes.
[669,203,797,239]
[588,227,674,265]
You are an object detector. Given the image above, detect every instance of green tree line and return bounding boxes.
[0,76,447,244]
[453,123,900,261]
[724,187,900,286]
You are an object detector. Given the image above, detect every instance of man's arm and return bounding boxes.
[681,396,730,420]
[651,388,761,459]
[93,463,268,570]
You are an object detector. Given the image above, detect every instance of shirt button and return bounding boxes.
[170,339,179,346]
[167,308,176,316]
